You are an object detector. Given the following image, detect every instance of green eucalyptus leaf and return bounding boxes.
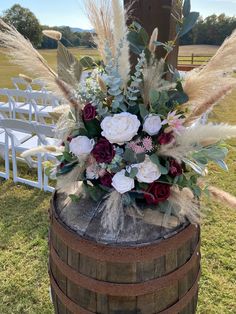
[126,167,138,179]
[136,153,146,163]
[149,154,169,175]
[139,104,149,120]
[63,151,74,162]
[123,148,136,163]
[84,119,101,138]
[183,0,191,17]
[179,12,199,37]
[83,184,105,202]
[215,160,229,171]
[149,90,160,106]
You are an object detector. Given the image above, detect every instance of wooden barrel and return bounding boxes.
[49,189,201,314]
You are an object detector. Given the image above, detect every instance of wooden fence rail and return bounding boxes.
[178,54,213,65]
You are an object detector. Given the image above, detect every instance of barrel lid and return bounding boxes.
[53,184,189,246]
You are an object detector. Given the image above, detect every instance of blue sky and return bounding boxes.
[1,0,236,28]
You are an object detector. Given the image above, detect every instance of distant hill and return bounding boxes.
[71,27,93,33]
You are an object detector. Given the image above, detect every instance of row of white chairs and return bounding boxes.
[12,77,47,92]
[0,118,59,192]
[0,89,59,124]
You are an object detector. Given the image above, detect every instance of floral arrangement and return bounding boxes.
[1,0,236,232]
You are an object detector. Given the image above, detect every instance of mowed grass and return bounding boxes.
[0,46,236,313]
[0,45,220,89]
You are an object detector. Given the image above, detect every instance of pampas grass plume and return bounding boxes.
[19,73,33,83]
[97,75,107,93]
[43,30,62,41]
[149,28,158,54]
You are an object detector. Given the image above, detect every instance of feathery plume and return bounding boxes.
[183,30,236,124]
[142,59,176,106]
[159,123,236,162]
[0,19,58,89]
[21,146,63,158]
[19,73,33,83]
[198,179,236,209]
[148,28,158,54]
[43,30,62,41]
[101,190,125,233]
[169,187,201,225]
[111,0,130,86]
[57,165,86,190]
[97,75,107,93]
[177,123,236,147]
[84,0,114,61]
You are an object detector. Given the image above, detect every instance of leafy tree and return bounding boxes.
[2,4,42,47]
[180,14,236,46]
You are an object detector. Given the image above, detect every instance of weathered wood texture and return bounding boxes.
[49,191,201,314]
[124,0,179,68]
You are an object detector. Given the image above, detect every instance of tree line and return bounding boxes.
[1,4,236,48]
[1,4,94,48]
[180,14,236,46]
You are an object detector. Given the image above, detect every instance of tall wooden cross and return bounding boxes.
[124,0,179,68]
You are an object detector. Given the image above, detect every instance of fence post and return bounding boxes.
[124,0,179,69]
[191,53,194,65]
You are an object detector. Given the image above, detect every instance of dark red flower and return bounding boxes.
[67,136,73,142]
[100,172,113,187]
[144,182,171,205]
[92,138,115,163]
[59,162,65,169]
[158,132,174,145]
[83,103,97,121]
[169,159,183,177]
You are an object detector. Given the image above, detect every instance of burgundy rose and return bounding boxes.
[100,172,113,187]
[67,136,73,142]
[158,132,174,145]
[144,182,171,205]
[92,138,115,163]
[83,103,97,121]
[169,159,183,177]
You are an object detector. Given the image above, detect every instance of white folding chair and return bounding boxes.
[34,123,58,192]
[31,79,47,92]
[0,118,33,180]
[0,119,44,188]
[29,92,60,124]
[12,77,31,91]
[0,130,10,180]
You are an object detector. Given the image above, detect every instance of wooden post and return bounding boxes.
[124,0,179,68]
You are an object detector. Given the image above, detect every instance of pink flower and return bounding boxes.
[142,137,153,152]
[162,111,185,135]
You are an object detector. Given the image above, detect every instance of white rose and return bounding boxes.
[143,114,162,136]
[69,136,94,157]
[133,156,161,183]
[112,170,135,194]
[101,112,141,145]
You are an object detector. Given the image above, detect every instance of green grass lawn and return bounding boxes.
[0,47,236,313]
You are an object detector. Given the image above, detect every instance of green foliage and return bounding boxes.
[84,119,101,138]
[179,12,200,37]
[83,183,106,202]
[2,4,42,47]
[149,154,169,175]
[192,145,229,171]
[127,22,149,55]
[125,167,138,179]
[180,14,236,46]
[183,0,191,17]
